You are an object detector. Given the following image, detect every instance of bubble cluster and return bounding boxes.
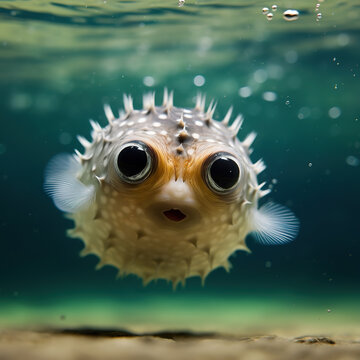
[261,5,276,20]
[314,1,324,21]
[262,4,301,22]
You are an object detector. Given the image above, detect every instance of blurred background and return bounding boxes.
[0,0,359,335]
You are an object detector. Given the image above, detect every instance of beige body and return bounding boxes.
[45,92,298,287]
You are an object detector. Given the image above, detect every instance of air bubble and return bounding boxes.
[328,106,341,119]
[337,33,350,46]
[178,0,185,7]
[308,162,313,168]
[316,12,322,20]
[298,107,311,119]
[346,156,359,167]
[238,86,252,98]
[143,76,155,87]
[254,69,268,83]
[266,12,274,20]
[262,91,277,102]
[194,75,205,87]
[9,92,32,110]
[271,5,277,11]
[283,9,299,21]
[262,7,269,14]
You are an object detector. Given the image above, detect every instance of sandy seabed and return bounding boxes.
[1,294,360,359]
[0,329,360,360]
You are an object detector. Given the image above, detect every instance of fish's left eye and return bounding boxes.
[204,153,241,193]
[115,141,154,184]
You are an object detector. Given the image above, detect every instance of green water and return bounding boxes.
[0,0,359,335]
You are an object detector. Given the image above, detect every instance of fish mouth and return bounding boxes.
[163,208,187,222]
[145,201,201,229]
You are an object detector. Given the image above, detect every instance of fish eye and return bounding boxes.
[115,141,154,184]
[204,153,241,193]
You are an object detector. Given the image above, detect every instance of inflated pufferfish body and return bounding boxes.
[45,90,299,287]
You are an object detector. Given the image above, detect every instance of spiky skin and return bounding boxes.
[68,92,267,287]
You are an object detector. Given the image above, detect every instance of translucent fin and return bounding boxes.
[251,202,299,245]
[44,153,95,213]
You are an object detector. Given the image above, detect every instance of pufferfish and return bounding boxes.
[45,90,299,287]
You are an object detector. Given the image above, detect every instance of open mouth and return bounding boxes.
[163,208,187,222]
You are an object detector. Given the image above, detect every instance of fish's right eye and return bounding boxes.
[115,141,154,184]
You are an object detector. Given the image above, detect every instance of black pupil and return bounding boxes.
[117,145,148,177]
[210,157,239,190]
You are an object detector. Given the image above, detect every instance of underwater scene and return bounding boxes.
[0,0,359,358]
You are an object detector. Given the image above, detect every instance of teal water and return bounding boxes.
[0,0,359,334]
